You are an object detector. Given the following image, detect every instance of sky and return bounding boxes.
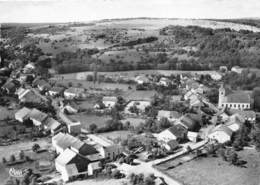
[0,0,260,23]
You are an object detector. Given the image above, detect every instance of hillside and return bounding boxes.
[1,18,260,74]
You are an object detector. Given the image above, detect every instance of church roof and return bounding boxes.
[225,91,251,104]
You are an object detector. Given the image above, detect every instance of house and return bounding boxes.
[177,114,201,132]
[158,77,171,86]
[48,86,65,97]
[15,107,31,123]
[157,110,181,123]
[218,84,252,110]
[28,108,48,126]
[231,66,243,74]
[55,148,90,182]
[86,134,123,160]
[1,80,19,94]
[208,125,233,143]
[33,79,51,92]
[16,88,47,104]
[52,133,98,155]
[135,75,149,84]
[102,96,118,108]
[156,125,187,142]
[59,112,81,134]
[228,109,256,123]
[187,131,199,143]
[225,113,245,132]
[44,117,62,134]
[64,87,85,99]
[163,140,179,151]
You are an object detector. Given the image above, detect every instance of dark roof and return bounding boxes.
[180,114,201,131]
[49,86,65,93]
[166,140,179,150]
[226,91,251,104]
[168,125,187,139]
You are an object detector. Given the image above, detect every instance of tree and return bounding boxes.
[19,150,25,160]
[111,170,122,179]
[2,157,7,164]
[10,155,16,162]
[89,123,98,133]
[32,143,40,153]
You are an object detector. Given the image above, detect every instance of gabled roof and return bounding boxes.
[64,87,85,95]
[15,107,31,120]
[168,125,187,139]
[211,125,233,136]
[49,86,65,93]
[53,133,98,155]
[103,96,118,102]
[45,117,61,131]
[179,114,201,131]
[55,148,77,165]
[29,108,48,122]
[226,91,251,104]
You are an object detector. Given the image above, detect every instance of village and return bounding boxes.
[0,51,259,185]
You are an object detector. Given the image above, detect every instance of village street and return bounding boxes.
[117,139,208,185]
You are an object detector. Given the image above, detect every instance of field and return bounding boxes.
[98,131,133,141]
[55,70,219,80]
[157,149,260,185]
[0,138,52,183]
[69,113,110,129]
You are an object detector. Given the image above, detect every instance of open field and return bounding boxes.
[69,113,110,129]
[54,79,133,91]
[55,70,219,79]
[98,131,133,141]
[0,138,52,182]
[157,149,260,185]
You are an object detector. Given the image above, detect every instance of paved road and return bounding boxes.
[117,140,208,185]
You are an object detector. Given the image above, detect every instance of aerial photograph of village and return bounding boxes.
[0,0,260,185]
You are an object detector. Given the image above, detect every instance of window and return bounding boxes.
[234,104,236,108]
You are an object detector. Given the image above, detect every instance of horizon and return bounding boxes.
[1,17,260,24]
[1,0,260,23]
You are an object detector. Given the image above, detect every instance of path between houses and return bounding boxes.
[117,140,208,185]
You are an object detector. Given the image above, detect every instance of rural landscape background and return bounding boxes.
[1,0,260,185]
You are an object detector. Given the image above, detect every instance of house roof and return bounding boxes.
[179,114,201,131]
[168,125,187,139]
[229,110,256,120]
[157,110,181,120]
[29,108,48,122]
[45,117,61,131]
[88,161,102,170]
[225,91,251,104]
[53,133,98,155]
[15,107,31,120]
[166,140,179,149]
[49,86,64,93]
[65,87,85,95]
[211,125,233,136]
[55,148,77,165]
[103,96,117,102]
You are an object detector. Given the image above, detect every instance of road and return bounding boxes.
[117,140,208,185]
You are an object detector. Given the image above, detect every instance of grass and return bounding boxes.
[0,138,53,182]
[69,113,110,129]
[98,130,133,141]
[121,118,145,128]
[157,149,260,185]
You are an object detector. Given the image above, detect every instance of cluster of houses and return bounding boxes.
[52,132,122,181]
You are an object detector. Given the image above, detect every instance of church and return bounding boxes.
[218,84,252,110]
